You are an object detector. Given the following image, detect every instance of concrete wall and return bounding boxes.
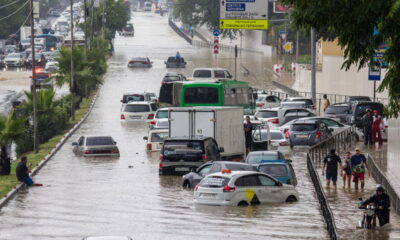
[388,118,400,177]
[292,55,388,99]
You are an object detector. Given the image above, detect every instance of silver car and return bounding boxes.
[72,136,120,157]
[288,119,332,147]
[127,57,152,68]
[4,53,24,67]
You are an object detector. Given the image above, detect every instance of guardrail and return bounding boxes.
[367,153,400,215]
[306,127,357,240]
[168,19,192,44]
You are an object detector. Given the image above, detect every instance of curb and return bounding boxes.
[0,91,99,210]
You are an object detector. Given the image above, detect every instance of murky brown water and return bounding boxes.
[0,12,329,239]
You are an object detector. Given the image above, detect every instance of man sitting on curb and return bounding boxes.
[16,156,42,187]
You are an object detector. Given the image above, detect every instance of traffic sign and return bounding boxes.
[220,0,269,30]
[283,42,292,52]
[214,36,220,55]
[219,19,268,30]
[213,29,221,37]
[368,65,381,81]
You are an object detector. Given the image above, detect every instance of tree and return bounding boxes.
[0,0,30,40]
[0,112,26,175]
[281,0,400,117]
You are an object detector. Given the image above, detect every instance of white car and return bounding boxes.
[269,130,291,156]
[256,94,281,109]
[120,101,158,122]
[191,68,232,81]
[4,53,24,67]
[194,171,299,206]
[143,129,168,151]
[254,109,279,128]
[45,61,59,72]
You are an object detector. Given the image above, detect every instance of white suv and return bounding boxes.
[194,171,299,206]
[120,101,158,122]
[191,68,232,81]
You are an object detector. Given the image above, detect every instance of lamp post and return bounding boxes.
[30,0,38,152]
[70,0,75,120]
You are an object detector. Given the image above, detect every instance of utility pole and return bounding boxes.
[30,0,38,153]
[310,27,317,105]
[296,31,299,59]
[70,0,75,120]
[84,0,87,58]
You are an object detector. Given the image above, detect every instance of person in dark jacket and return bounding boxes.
[361,109,373,145]
[322,149,343,188]
[362,185,390,227]
[16,156,42,186]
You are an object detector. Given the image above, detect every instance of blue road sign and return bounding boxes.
[368,66,381,81]
[213,29,221,37]
[226,3,246,11]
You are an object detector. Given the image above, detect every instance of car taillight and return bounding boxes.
[194,184,199,191]
[268,118,279,124]
[202,154,207,161]
[284,129,289,138]
[312,106,316,110]
[147,114,154,120]
[316,131,322,138]
[159,154,163,161]
[279,141,289,146]
[112,149,119,154]
[287,179,291,185]
[147,143,152,151]
[120,114,125,120]
[84,150,93,154]
[223,185,236,192]
[159,162,163,169]
[149,120,156,125]
[256,103,264,107]
[128,61,134,64]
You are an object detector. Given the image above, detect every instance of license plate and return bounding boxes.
[200,193,216,198]
[175,167,189,172]
[296,134,309,138]
[129,116,141,119]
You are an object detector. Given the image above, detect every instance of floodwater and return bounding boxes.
[0,12,329,239]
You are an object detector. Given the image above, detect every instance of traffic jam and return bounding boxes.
[78,50,386,207]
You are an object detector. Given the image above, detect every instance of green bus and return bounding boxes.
[159,80,256,115]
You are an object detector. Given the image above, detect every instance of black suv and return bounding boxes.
[345,101,384,128]
[159,137,223,175]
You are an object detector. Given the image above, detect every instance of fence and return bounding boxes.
[367,153,400,215]
[306,127,357,240]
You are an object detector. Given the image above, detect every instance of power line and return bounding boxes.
[6,11,31,41]
[0,0,22,10]
[0,0,29,22]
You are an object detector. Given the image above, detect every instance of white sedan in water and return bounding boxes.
[194,171,299,206]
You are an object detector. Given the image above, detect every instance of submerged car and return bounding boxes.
[143,129,169,151]
[194,171,299,206]
[245,150,286,167]
[72,136,120,157]
[165,56,186,68]
[127,57,152,68]
[257,160,297,186]
[288,119,332,147]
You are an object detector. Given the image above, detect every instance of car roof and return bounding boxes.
[149,129,168,133]
[286,97,312,100]
[292,119,319,124]
[164,136,212,141]
[125,101,152,105]
[83,135,114,138]
[206,170,259,178]
[247,150,280,156]
[193,68,227,71]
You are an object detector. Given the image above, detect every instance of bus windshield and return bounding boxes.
[184,87,218,104]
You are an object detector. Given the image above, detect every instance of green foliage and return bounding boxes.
[0,0,30,39]
[296,55,311,64]
[281,0,400,117]
[0,112,25,147]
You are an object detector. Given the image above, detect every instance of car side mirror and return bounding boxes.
[72,142,78,146]
[219,147,224,153]
[276,181,283,186]
[329,128,334,133]
[143,136,148,140]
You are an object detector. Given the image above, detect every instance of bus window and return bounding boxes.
[184,87,218,104]
[224,88,237,105]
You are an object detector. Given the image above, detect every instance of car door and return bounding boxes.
[234,174,264,204]
[75,136,84,154]
[252,124,270,151]
[257,174,283,202]
[322,119,343,135]
[193,163,213,185]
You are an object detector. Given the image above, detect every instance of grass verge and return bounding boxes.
[0,93,95,198]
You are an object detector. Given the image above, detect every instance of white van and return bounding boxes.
[191,68,232,81]
[144,2,152,11]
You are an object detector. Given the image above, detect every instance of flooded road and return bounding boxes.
[0,12,327,239]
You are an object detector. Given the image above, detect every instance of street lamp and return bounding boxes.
[70,0,75,120]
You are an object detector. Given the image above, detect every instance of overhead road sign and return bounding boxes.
[220,0,269,30]
[220,19,268,30]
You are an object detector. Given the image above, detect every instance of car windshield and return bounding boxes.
[259,164,288,177]
[156,110,168,119]
[270,132,284,140]
[291,124,317,131]
[132,57,147,62]
[7,53,20,58]
[225,164,255,171]
[86,137,114,146]
[124,94,145,102]
[349,97,371,102]
[325,106,349,114]
[257,96,266,101]
[200,176,230,188]
[193,70,211,78]
[255,111,277,118]
[163,141,203,155]
[247,153,279,164]
[124,105,150,112]
[150,132,168,142]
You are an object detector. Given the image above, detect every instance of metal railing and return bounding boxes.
[168,19,192,44]
[306,127,357,240]
[367,154,400,215]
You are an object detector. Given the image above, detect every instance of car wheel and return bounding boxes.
[238,201,249,206]
[286,195,297,202]
[182,180,191,188]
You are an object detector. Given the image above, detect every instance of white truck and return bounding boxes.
[168,107,245,160]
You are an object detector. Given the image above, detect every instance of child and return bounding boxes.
[342,152,352,188]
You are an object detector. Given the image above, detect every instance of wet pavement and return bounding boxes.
[0,12,328,239]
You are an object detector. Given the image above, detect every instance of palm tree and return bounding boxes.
[0,112,26,175]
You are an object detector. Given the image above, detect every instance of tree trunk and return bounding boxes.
[0,145,10,175]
